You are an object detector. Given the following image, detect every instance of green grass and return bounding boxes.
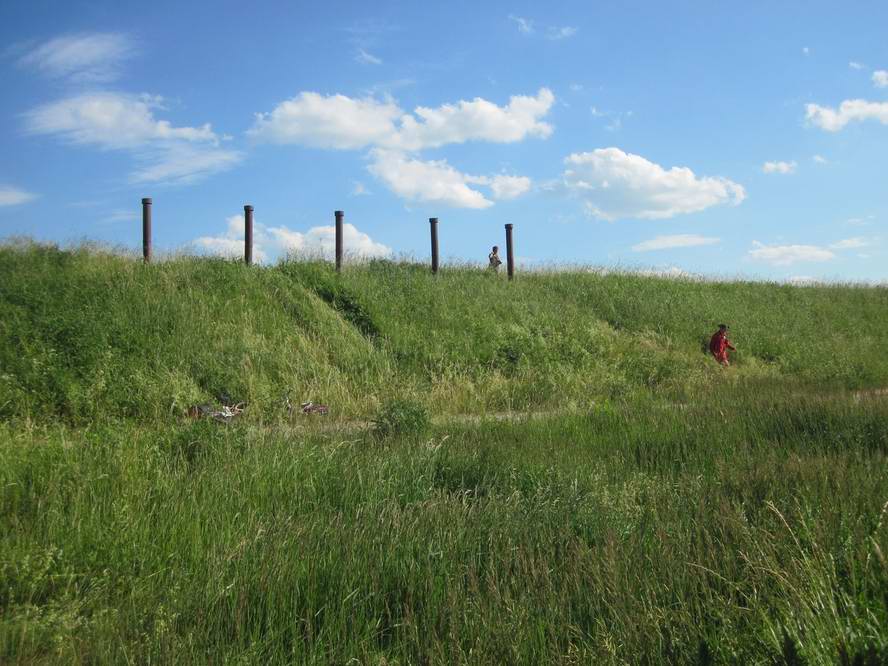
[2,241,887,424]
[2,241,888,663]
[2,389,887,663]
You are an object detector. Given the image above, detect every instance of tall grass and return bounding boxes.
[2,388,886,663]
[3,241,887,424]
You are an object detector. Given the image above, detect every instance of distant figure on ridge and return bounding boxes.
[709,324,736,366]
[488,245,502,272]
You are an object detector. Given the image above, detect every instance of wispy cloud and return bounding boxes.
[0,185,38,207]
[812,154,828,164]
[356,48,382,65]
[748,241,834,266]
[508,15,534,34]
[830,237,870,249]
[24,92,242,185]
[849,61,865,70]
[873,70,888,88]
[762,160,797,174]
[632,234,720,252]
[100,209,138,224]
[547,26,578,40]
[351,181,371,196]
[18,32,135,83]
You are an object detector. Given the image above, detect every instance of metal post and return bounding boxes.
[505,223,515,280]
[244,205,254,265]
[141,198,152,263]
[335,210,344,272]
[429,217,439,274]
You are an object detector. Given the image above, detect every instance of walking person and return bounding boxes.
[488,245,502,272]
[709,324,736,366]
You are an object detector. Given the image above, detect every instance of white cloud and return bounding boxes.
[830,237,869,249]
[632,234,720,252]
[802,47,810,55]
[547,26,578,40]
[247,92,401,149]
[805,99,888,131]
[849,61,865,70]
[486,174,532,200]
[562,147,746,221]
[248,88,555,152]
[250,89,549,208]
[366,151,533,208]
[18,32,135,83]
[356,48,382,65]
[570,83,584,92]
[748,241,835,266]
[873,70,888,88]
[508,15,534,34]
[192,214,391,263]
[24,92,241,184]
[0,185,37,207]
[762,160,797,174]
[367,150,493,209]
[812,154,828,164]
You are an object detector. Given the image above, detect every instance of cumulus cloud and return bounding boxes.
[250,89,548,207]
[632,234,720,252]
[805,99,888,131]
[762,160,797,174]
[248,88,554,152]
[748,241,835,266]
[561,147,746,221]
[0,185,37,207]
[368,150,494,209]
[192,214,391,263]
[23,92,241,184]
[486,174,532,200]
[874,70,888,88]
[18,32,135,83]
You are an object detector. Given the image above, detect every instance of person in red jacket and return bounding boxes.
[709,324,736,366]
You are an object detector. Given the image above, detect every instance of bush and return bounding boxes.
[372,398,430,439]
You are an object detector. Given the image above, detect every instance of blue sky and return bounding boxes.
[2,1,887,281]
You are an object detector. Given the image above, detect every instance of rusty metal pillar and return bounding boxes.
[505,223,515,280]
[429,217,439,274]
[244,205,254,265]
[141,198,152,263]
[335,210,344,272]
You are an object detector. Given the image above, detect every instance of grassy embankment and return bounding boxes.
[1,242,887,663]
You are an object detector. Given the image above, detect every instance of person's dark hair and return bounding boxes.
[718,324,728,330]
[492,246,498,251]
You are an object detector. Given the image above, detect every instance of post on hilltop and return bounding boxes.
[141,198,152,263]
[335,210,344,272]
[429,217,439,274]
[244,205,254,265]
[505,223,515,280]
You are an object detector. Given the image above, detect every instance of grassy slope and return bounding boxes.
[3,243,888,663]
[2,242,887,423]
